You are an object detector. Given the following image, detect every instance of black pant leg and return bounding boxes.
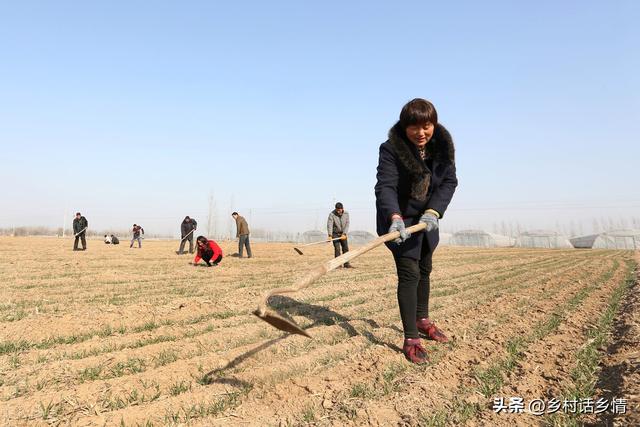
[74,236,79,250]
[416,239,433,319]
[238,235,244,257]
[333,240,341,258]
[188,236,194,253]
[201,249,213,264]
[341,239,352,266]
[393,254,421,339]
[245,236,252,257]
[81,234,86,249]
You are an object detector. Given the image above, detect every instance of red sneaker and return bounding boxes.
[403,338,428,364]
[416,318,449,343]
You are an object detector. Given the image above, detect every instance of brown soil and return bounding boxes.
[585,253,640,427]
[0,237,636,426]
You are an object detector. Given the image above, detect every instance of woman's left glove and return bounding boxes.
[419,211,439,232]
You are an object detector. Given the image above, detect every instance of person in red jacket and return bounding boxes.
[193,236,223,267]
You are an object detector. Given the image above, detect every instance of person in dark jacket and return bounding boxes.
[129,224,144,248]
[193,236,223,266]
[72,212,88,251]
[232,212,252,258]
[111,235,120,245]
[375,98,458,364]
[177,216,198,254]
[327,202,353,268]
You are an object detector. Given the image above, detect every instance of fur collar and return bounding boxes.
[388,122,455,201]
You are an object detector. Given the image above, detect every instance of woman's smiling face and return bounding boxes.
[405,122,435,148]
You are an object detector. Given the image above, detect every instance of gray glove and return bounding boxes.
[419,212,439,232]
[388,217,411,244]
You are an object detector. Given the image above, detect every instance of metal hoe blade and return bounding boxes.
[293,247,304,255]
[253,308,311,338]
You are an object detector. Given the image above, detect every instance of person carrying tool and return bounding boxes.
[72,212,88,251]
[177,216,197,254]
[193,236,223,267]
[327,202,353,268]
[375,98,458,364]
[232,212,252,258]
[129,224,144,248]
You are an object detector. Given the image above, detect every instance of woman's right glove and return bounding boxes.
[388,217,411,244]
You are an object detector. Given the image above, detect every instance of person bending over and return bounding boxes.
[193,236,223,267]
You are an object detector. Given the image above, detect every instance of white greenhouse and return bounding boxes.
[439,232,452,246]
[301,230,326,243]
[450,230,514,248]
[347,230,376,245]
[591,229,640,250]
[515,230,573,249]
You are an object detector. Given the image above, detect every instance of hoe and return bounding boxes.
[293,235,347,255]
[254,223,427,337]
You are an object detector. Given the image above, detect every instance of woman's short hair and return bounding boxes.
[399,98,438,128]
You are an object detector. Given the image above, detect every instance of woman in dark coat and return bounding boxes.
[375,98,458,364]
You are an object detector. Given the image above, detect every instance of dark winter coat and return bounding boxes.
[73,216,88,234]
[181,218,197,238]
[132,225,144,238]
[375,122,458,259]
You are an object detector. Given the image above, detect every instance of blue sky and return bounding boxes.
[0,1,638,237]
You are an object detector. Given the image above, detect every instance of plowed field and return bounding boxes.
[0,237,637,426]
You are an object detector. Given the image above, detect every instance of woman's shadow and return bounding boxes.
[203,295,401,386]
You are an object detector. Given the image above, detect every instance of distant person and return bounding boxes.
[193,236,223,267]
[72,212,88,251]
[111,234,120,245]
[104,234,112,244]
[375,98,457,364]
[129,224,144,248]
[327,202,353,268]
[178,216,198,254]
[232,212,252,258]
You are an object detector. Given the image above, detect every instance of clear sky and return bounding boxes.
[1,1,638,237]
